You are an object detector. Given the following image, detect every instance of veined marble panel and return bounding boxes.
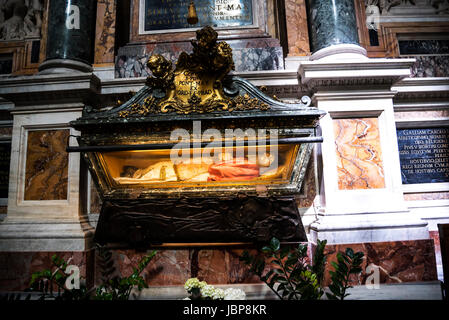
[408,56,449,78]
[24,129,69,201]
[318,239,438,286]
[94,0,116,65]
[285,0,310,56]
[333,118,386,190]
[0,250,94,291]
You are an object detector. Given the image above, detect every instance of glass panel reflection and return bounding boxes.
[99,144,298,188]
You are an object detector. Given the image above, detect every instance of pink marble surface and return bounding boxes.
[0,251,94,291]
[285,0,310,56]
[317,239,438,286]
[334,118,386,190]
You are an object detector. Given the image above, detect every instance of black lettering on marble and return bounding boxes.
[144,0,253,32]
[399,39,449,56]
[397,127,449,184]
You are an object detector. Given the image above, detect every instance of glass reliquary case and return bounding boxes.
[69,26,325,246]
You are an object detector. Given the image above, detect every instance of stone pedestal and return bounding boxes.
[299,58,431,245]
[39,0,97,74]
[0,73,99,290]
[298,57,438,283]
[0,73,99,254]
[306,0,367,61]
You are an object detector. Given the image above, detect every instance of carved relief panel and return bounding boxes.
[0,0,47,75]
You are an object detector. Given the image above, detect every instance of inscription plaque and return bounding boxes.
[397,127,449,184]
[0,143,11,199]
[143,0,253,32]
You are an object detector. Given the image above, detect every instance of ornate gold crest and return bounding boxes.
[119,26,269,117]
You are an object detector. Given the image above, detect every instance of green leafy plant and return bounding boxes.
[28,254,92,301]
[326,248,364,300]
[27,248,157,301]
[240,237,364,300]
[240,238,327,300]
[94,250,157,300]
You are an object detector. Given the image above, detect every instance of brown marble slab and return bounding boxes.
[0,251,94,291]
[94,0,116,65]
[112,248,267,286]
[285,0,310,56]
[334,118,386,190]
[317,239,438,286]
[24,129,69,201]
[113,249,191,286]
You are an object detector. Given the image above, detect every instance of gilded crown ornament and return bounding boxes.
[119,26,269,117]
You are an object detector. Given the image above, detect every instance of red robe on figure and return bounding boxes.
[208,159,260,181]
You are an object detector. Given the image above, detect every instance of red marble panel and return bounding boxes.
[112,248,265,286]
[315,239,438,286]
[285,0,310,56]
[0,251,94,291]
[195,249,261,284]
[334,118,386,190]
[24,130,69,201]
[114,249,191,286]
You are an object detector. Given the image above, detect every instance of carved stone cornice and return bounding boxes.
[298,58,415,91]
[0,72,101,107]
[392,77,449,100]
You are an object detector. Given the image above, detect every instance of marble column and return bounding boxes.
[306,0,367,61]
[39,0,97,74]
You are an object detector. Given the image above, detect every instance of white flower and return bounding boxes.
[224,288,246,300]
[200,284,216,299]
[211,288,225,300]
[184,278,206,292]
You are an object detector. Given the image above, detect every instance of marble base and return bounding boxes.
[0,250,95,291]
[0,218,95,252]
[0,239,438,293]
[309,211,430,245]
[310,44,368,62]
[133,283,277,300]
[39,59,93,74]
[93,65,115,80]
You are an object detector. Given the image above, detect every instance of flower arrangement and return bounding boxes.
[183,278,246,300]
